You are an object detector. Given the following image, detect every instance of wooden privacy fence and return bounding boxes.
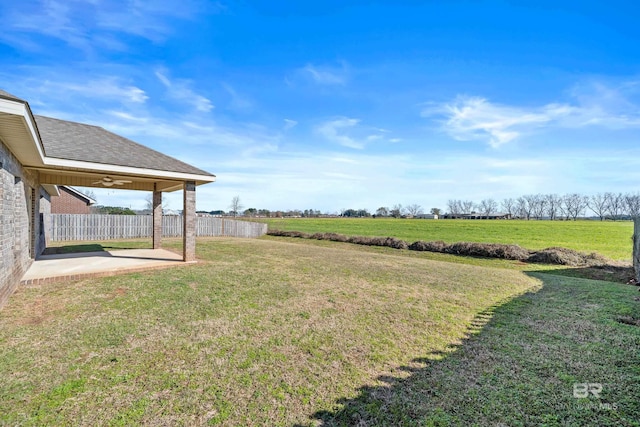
[44,214,267,241]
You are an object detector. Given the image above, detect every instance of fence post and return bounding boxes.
[634,218,640,283]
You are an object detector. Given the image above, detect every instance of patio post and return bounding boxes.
[152,185,163,249]
[183,181,196,262]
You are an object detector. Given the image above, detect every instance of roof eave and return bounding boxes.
[42,157,216,184]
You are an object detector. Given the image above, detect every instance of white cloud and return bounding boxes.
[425,96,552,148]
[35,77,148,104]
[283,119,298,130]
[316,117,397,149]
[426,80,640,148]
[0,0,216,52]
[293,62,349,86]
[221,83,252,111]
[316,118,363,149]
[155,70,214,112]
[303,64,346,85]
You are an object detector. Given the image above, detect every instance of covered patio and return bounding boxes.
[0,89,215,295]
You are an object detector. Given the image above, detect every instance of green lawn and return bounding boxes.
[1,237,639,425]
[261,218,634,261]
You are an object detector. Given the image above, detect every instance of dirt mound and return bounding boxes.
[527,247,609,267]
[268,229,617,268]
[311,232,349,242]
[409,240,448,252]
[446,242,531,261]
[267,230,311,238]
[347,235,409,249]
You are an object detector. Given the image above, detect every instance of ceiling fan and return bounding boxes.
[92,176,133,187]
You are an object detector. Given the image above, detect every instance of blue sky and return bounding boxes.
[1,0,639,213]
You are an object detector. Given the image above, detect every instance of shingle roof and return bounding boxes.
[0,89,25,102]
[34,115,214,177]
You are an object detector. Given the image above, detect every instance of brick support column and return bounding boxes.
[152,185,163,249]
[183,181,196,262]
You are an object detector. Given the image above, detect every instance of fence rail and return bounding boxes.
[44,214,267,241]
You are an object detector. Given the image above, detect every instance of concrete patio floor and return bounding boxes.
[21,249,189,285]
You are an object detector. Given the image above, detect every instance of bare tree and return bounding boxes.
[588,193,609,221]
[405,204,423,216]
[532,194,547,220]
[461,200,474,214]
[229,195,243,218]
[624,193,640,218]
[145,193,168,212]
[447,200,462,215]
[605,192,624,220]
[545,194,562,220]
[478,199,498,216]
[563,193,588,220]
[501,198,515,217]
[516,196,535,220]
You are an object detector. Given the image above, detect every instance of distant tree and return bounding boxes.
[605,192,624,220]
[390,204,404,218]
[501,198,515,217]
[531,194,547,220]
[515,195,538,220]
[624,193,640,218]
[447,200,461,215]
[243,208,257,217]
[209,210,225,215]
[405,204,423,216]
[477,199,498,216]
[545,194,563,220]
[461,200,474,214]
[376,207,389,217]
[229,195,243,218]
[342,209,370,218]
[430,207,442,216]
[144,193,169,212]
[342,209,358,217]
[516,197,529,219]
[93,205,136,215]
[563,193,588,220]
[587,193,609,221]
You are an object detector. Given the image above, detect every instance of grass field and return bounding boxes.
[262,218,634,261]
[1,237,639,425]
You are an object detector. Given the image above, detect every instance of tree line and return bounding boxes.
[212,193,640,220]
[446,192,640,220]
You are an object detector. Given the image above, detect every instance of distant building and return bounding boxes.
[51,186,96,214]
[415,214,439,219]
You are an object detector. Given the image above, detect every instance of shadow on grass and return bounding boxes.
[537,264,635,285]
[302,272,640,426]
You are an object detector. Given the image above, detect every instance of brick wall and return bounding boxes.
[0,139,42,308]
[51,187,91,214]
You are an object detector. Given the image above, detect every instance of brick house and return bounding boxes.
[51,186,96,214]
[0,89,216,308]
